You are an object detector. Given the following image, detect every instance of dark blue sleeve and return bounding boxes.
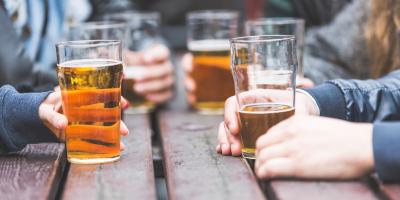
[306,70,400,122]
[0,85,58,153]
[304,83,346,119]
[373,122,400,182]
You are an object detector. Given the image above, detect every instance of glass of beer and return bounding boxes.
[105,12,162,113]
[230,35,297,159]
[245,18,305,83]
[187,10,239,114]
[56,40,123,164]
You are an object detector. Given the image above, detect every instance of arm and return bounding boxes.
[303,0,370,84]
[305,70,400,122]
[0,85,57,153]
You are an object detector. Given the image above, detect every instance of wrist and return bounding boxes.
[352,123,374,174]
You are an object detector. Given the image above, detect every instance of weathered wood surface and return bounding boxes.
[159,111,266,200]
[264,180,380,200]
[380,183,400,200]
[0,143,66,200]
[62,114,156,200]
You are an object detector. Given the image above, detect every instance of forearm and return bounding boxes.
[0,85,57,152]
[304,55,352,85]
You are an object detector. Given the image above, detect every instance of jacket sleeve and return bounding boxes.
[0,85,58,153]
[305,70,400,122]
[373,122,400,182]
[303,0,370,84]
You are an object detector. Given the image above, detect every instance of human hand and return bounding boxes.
[124,44,174,104]
[38,91,130,150]
[216,89,319,156]
[297,77,314,88]
[181,53,196,105]
[255,115,374,180]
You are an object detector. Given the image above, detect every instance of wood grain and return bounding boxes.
[62,114,156,200]
[264,180,380,200]
[159,111,266,200]
[0,143,66,200]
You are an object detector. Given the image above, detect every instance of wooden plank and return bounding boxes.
[380,184,400,200]
[62,114,157,200]
[264,180,379,200]
[371,174,400,200]
[159,111,266,200]
[0,143,66,200]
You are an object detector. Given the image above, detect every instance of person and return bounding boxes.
[0,85,129,153]
[217,69,400,182]
[303,0,400,84]
[0,0,174,104]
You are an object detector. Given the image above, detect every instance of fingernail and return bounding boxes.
[216,144,221,152]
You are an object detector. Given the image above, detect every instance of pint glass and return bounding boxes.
[56,40,123,164]
[245,18,305,82]
[105,12,162,113]
[230,35,297,159]
[187,10,238,114]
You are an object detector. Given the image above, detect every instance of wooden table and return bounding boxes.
[1,53,400,200]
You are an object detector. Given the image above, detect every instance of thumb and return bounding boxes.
[41,104,68,130]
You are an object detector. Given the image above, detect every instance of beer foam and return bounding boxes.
[188,39,230,51]
[239,103,294,114]
[59,59,122,68]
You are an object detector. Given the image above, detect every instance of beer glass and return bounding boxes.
[105,12,162,113]
[187,10,239,114]
[56,40,123,164]
[230,35,297,159]
[245,18,305,83]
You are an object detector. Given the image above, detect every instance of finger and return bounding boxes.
[135,75,174,94]
[184,76,196,93]
[255,117,295,152]
[256,158,295,179]
[121,97,129,109]
[255,144,291,171]
[187,93,196,106]
[134,62,174,82]
[181,53,193,73]
[145,90,173,104]
[224,96,240,135]
[45,107,68,130]
[120,142,125,151]
[227,131,242,156]
[217,122,231,155]
[297,77,314,88]
[120,121,129,136]
[142,44,170,64]
[124,50,145,66]
[216,144,222,153]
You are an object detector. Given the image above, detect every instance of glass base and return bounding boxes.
[194,102,225,115]
[68,155,120,164]
[241,148,256,159]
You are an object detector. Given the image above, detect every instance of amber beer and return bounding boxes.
[123,67,155,113]
[57,59,123,164]
[189,39,234,113]
[238,103,295,159]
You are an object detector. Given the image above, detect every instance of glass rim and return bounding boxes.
[187,9,239,20]
[56,40,122,48]
[70,21,127,30]
[231,35,295,43]
[246,17,305,26]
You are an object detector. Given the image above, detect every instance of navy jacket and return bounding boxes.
[0,85,57,153]
[306,70,400,182]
